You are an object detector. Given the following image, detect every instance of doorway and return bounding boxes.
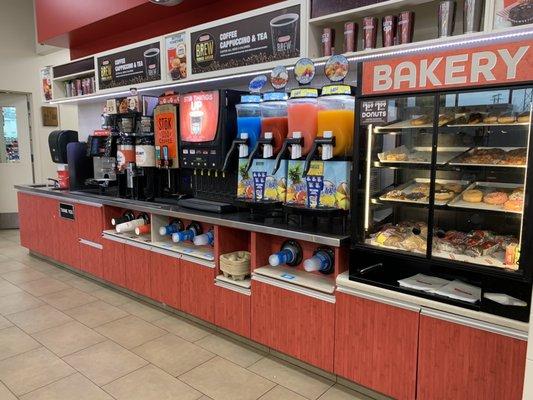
[0,92,34,228]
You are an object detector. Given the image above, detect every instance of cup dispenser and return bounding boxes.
[172,222,202,243]
[268,240,303,267]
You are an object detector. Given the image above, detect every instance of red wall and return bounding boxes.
[34,0,282,60]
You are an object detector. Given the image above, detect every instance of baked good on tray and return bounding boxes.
[503,199,523,212]
[500,148,527,165]
[498,112,516,124]
[444,182,462,193]
[410,115,431,126]
[467,112,484,124]
[483,191,508,205]
[438,114,453,125]
[463,189,483,203]
[435,189,454,201]
[385,152,408,161]
[518,111,530,123]
[483,114,498,124]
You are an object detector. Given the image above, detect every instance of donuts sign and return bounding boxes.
[362,40,533,95]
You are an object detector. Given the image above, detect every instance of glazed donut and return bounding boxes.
[435,190,454,201]
[504,199,523,212]
[463,189,483,203]
[483,191,509,205]
[444,183,462,193]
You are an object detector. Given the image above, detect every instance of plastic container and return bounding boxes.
[261,92,288,155]
[193,230,214,246]
[268,240,302,267]
[303,248,334,274]
[287,92,319,156]
[172,222,202,243]
[236,95,262,152]
[317,94,355,158]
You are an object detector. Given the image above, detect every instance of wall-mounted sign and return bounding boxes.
[494,1,533,30]
[165,32,187,81]
[191,4,301,74]
[98,42,161,90]
[59,203,75,220]
[362,41,533,95]
[41,106,58,127]
[360,100,388,125]
[40,66,53,101]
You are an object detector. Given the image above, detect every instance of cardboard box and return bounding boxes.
[237,158,287,202]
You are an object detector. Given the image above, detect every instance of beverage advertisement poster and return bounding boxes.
[179,91,220,142]
[97,42,161,90]
[494,0,533,29]
[190,4,301,74]
[40,66,53,101]
[165,32,187,80]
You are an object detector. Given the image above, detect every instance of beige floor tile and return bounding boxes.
[103,364,201,400]
[1,268,46,284]
[0,326,41,360]
[0,292,44,315]
[64,300,129,328]
[63,340,148,386]
[39,288,97,310]
[259,386,307,400]
[133,333,215,376]
[19,373,113,400]
[0,278,23,297]
[32,321,106,357]
[92,287,132,306]
[248,357,333,400]
[0,347,75,396]
[0,254,9,263]
[0,246,30,260]
[120,300,169,322]
[8,305,73,334]
[17,277,70,297]
[45,268,77,282]
[0,240,17,249]
[66,276,104,293]
[152,316,212,342]
[0,260,29,273]
[180,357,275,400]
[95,315,167,349]
[22,262,59,275]
[196,334,265,368]
[318,385,374,400]
[0,382,17,400]
[0,315,13,330]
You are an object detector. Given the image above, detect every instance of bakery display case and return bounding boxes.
[351,84,533,320]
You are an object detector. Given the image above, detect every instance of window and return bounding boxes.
[1,106,19,162]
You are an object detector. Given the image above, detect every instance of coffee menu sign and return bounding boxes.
[98,42,161,90]
[191,4,301,74]
[362,40,533,95]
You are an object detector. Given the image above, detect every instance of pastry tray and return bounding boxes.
[364,238,426,255]
[375,117,449,131]
[432,249,518,271]
[379,178,470,206]
[447,121,530,127]
[448,147,527,168]
[448,181,524,214]
[378,146,470,165]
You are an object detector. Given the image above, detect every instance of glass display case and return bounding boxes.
[351,84,533,320]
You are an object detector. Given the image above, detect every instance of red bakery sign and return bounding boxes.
[362,40,533,95]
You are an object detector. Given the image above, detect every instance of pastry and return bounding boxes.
[509,188,524,201]
[483,191,509,205]
[498,112,516,124]
[483,114,498,124]
[444,182,462,193]
[412,183,430,195]
[434,190,454,201]
[385,153,408,161]
[438,114,453,125]
[503,199,523,212]
[410,115,430,126]
[518,111,530,123]
[401,234,426,252]
[405,192,426,201]
[467,113,483,124]
[463,189,483,203]
[385,190,405,200]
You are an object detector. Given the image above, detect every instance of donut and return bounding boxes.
[435,190,454,201]
[509,188,524,201]
[410,115,430,126]
[504,199,523,212]
[463,189,483,203]
[444,183,462,193]
[483,115,498,124]
[518,112,530,123]
[498,113,516,124]
[483,191,509,205]
[438,114,453,125]
[468,113,483,124]
[386,153,408,161]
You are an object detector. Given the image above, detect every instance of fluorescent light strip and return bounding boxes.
[49,90,132,104]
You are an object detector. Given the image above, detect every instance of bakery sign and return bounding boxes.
[362,40,533,95]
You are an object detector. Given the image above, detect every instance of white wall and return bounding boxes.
[0,0,78,212]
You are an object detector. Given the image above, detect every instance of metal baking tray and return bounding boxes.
[447,122,530,127]
[378,146,470,165]
[379,178,470,206]
[448,147,527,168]
[432,249,517,270]
[375,116,452,131]
[448,181,524,214]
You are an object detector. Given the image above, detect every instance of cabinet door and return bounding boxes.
[214,285,251,338]
[79,240,103,278]
[55,202,80,269]
[251,280,335,372]
[17,192,34,249]
[35,197,58,259]
[417,314,527,400]
[180,259,215,323]
[77,204,104,244]
[150,252,180,309]
[102,238,126,287]
[334,292,419,400]
[124,244,151,297]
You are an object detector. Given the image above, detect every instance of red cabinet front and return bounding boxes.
[17,192,34,249]
[124,244,151,297]
[214,285,251,338]
[79,242,103,278]
[334,292,419,400]
[55,203,80,269]
[251,280,335,372]
[150,252,180,310]
[77,204,104,244]
[102,238,126,287]
[417,314,527,400]
[180,260,215,323]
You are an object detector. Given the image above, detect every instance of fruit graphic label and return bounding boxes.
[237,158,287,202]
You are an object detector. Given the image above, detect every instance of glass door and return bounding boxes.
[430,86,532,273]
[362,94,436,257]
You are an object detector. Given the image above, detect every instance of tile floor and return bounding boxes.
[0,229,373,400]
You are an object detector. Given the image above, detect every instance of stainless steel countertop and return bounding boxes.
[15,185,350,247]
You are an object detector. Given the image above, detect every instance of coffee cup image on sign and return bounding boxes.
[190,110,204,135]
[144,48,161,78]
[270,13,299,56]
